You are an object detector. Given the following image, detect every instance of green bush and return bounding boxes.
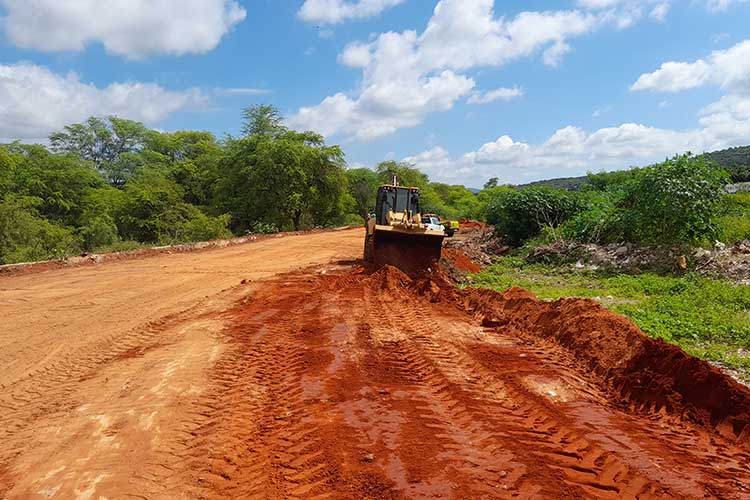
[486,186,583,245]
[248,221,279,234]
[0,197,78,264]
[562,191,622,243]
[79,215,120,251]
[623,154,728,244]
[174,213,232,243]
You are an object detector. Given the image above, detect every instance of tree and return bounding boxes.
[241,104,286,137]
[49,116,151,186]
[623,154,729,244]
[484,177,499,189]
[345,168,380,220]
[217,130,346,232]
[375,161,428,189]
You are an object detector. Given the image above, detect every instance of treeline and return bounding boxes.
[0,106,478,265]
[484,154,750,247]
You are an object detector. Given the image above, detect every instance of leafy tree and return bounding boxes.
[345,168,380,220]
[375,161,428,189]
[484,177,499,189]
[49,116,151,186]
[241,104,286,137]
[623,154,729,244]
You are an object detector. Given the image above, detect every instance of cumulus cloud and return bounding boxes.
[404,94,750,186]
[631,40,750,93]
[468,87,524,104]
[0,0,246,58]
[298,0,405,24]
[0,63,206,142]
[291,0,653,142]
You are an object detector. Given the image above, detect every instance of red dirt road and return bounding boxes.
[1,229,749,499]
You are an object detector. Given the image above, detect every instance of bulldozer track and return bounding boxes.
[1,229,749,499]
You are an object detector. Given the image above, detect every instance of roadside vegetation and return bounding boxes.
[0,106,478,265]
[473,153,750,379]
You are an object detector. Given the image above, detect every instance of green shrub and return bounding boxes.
[623,154,728,244]
[79,215,120,251]
[248,221,279,234]
[562,191,623,243]
[0,197,78,264]
[174,213,232,243]
[720,193,750,243]
[486,186,584,245]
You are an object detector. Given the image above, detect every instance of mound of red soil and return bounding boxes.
[457,219,487,230]
[442,248,481,273]
[457,286,750,440]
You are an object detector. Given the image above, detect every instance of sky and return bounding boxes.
[1,0,749,188]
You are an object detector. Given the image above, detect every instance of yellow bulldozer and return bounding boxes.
[363,176,446,275]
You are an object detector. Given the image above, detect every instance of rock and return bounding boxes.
[575,260,585,269]
[693,248,711,259]
[615,246,629,257]
[715,240,727,251]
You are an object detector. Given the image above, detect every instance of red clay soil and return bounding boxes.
[458,218,487,230]
[442,248,482,273]
[179,265,750,499]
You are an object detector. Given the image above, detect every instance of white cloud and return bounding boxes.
[706,0,749,12]
[649,2,670,20]
[298,0,405,24]
[291,0,652,142]
[404,94,750,186]
[631,40,750,93]
[0,63,206,142]
[213,87,271,96]
[0,0,246,58]
[468,87,524,104]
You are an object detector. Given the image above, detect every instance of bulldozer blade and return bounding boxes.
[372,229,444,276]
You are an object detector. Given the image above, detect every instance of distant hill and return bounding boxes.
[517,175,591,191]
[702,146,750,182]
[512,145,750,191]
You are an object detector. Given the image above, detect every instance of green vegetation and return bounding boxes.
[474,257,750,377]
[703,145,750,182]
[720,192,750,243]
[482,154,735,247]
[0,106,484,265]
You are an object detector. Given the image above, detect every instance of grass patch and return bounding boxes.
[473,257,750,380]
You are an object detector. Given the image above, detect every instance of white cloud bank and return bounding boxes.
[290,0,666,143]
[0,0,246,58]
[298,0,405,24]
[0,63,206,142]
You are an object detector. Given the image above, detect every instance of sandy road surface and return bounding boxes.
[1,228,750,499]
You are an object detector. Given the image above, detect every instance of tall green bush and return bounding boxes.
[486,186,583,245]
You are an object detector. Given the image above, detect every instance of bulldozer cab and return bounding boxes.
[375,185,421,225]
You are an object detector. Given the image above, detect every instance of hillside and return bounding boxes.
[516,145,750,190]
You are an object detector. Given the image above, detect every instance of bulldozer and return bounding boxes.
[363,176,446,275]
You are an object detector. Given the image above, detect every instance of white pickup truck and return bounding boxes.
[422,215,455,236]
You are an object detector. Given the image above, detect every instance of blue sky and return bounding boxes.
[1,0,749,187]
